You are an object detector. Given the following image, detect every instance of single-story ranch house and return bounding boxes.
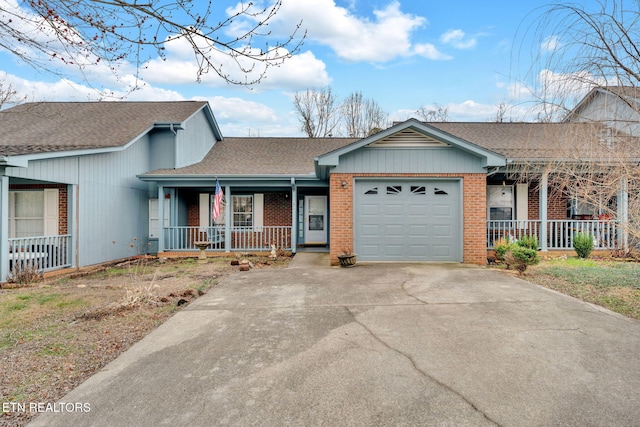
[0,87,635,281]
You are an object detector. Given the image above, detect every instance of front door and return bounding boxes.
[304,196,327,244]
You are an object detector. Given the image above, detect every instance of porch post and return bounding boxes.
[617,178,629,253]
[539,169,548,252]
[224,185,231,252]
[157,185,164,252]
[0,173,9,282]
[68,184,78,268]
[291,178,297,253]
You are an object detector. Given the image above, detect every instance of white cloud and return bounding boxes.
[262,0,449,62]
[440,29,477,49]
[414,43,452,60]
[0,71,186,103]
[536,69,603,101]
[541,35,560,52]
[140,35,330,91]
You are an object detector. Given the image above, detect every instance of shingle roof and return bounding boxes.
[427,122,613,161]
[0,101,208,156]
[146,137,358,176]
[146,121,627,179]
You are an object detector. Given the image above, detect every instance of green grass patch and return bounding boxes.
[528,257,640,319]
[37,342,73,357]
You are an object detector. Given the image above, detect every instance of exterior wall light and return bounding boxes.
[341,181,348,188]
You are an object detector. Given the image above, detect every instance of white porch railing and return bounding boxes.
[8,235,72,273]
[163,226,292,252]
[487,220,619,250]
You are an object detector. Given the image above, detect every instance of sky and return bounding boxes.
[0,0,601,137]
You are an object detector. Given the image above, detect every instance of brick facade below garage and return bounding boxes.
[329,173,487,266]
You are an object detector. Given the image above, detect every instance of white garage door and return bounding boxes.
[354,179,462,261]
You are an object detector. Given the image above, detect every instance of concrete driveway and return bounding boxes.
[30,253,640,426]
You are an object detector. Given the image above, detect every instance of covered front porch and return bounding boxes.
[486,168,630,253]
[0,176,75,281]
[487,219,621,250]
[149,176,331,255]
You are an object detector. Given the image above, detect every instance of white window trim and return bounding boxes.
[230,194,264,229]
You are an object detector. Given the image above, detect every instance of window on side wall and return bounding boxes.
[487,185,513,221]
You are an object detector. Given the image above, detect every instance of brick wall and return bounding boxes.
[527,182,568,220]
[264,193,292,226]
[9,183,68,235]
[329,173,487,266]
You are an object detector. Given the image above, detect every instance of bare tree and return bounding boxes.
[293,87,340,138]
[416,103,449,122]
[0,81,19,109]
[0,0,305,85]
[517,0,640,124]
[512,1,640,251]
[341,91,389,137]
[494,101,509,122]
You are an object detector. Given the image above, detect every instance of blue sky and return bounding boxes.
[0,0,598,136]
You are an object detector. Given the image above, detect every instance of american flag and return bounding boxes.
[212,179,224,221]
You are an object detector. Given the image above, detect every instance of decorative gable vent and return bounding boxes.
[368,129,449,148]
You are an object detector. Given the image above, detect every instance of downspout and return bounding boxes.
[224,185,231,252]
[291,178,297,253]
[617,178,629,253]
[0,173,9,282]
[539,167,549,252]
[158,186,165,253]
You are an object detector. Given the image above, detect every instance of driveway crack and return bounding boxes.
[400,272,429,305]
[345,306,502,427]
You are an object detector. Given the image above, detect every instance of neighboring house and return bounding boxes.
[0,101,221,281]
[565,86,640,136]
[0,93,633,281]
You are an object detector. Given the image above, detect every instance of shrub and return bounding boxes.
[503,246,539,274]
[573,232,594,259]
[494,237,516,261]
[511,246,539,266]
[517,235,539,250]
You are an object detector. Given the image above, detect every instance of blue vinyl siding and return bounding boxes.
[333,147,486,174]
[175,110,217,168]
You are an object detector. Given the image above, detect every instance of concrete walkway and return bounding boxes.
[31,254,640,426]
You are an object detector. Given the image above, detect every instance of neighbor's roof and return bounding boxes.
[144,137,359,176]
[0,101,210,156]
[564,86,640,122]
[428,121,614,161]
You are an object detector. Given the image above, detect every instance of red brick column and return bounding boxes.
[329,174,354,265]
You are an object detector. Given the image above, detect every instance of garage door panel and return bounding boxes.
[408,204,428,215]
[433,225,452,238]
[355,179,461,261]
[432,204,452,217]
[361,244,381,257]
[384,245,404,257]
[432,245,453,258]
[385,224,404,238]
[385,204,404,216]
[408,224,428,237]
[361,224,379,238]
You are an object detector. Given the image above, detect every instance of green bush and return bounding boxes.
[516,235,539,250]
[573,232,594,259]
[494,237,516,261]
[511,246,539,266]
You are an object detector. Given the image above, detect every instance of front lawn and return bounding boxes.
[525,257,640,320]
